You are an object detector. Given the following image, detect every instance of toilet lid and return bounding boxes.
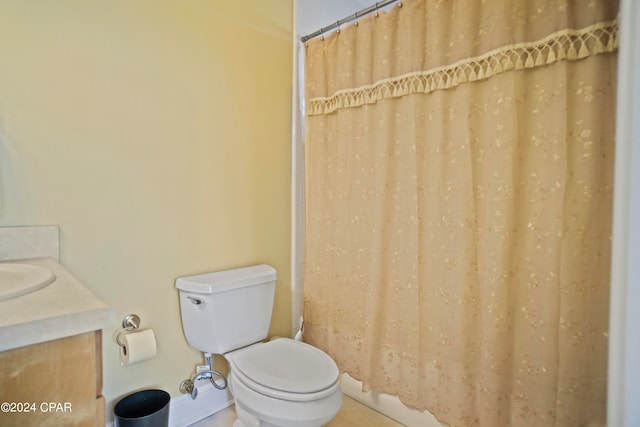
[231,339,339,394]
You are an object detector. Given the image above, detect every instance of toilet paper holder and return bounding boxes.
[116,314,141,348]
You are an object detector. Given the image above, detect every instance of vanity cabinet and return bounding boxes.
[0,330,104,427]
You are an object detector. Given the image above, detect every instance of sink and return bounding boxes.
[0,263,56,302]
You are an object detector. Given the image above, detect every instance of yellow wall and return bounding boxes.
[0,0,292,408]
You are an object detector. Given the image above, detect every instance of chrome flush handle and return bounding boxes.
[187,296,203,305]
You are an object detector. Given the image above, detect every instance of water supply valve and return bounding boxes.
[179,379,198,400]
[179,352,228,400]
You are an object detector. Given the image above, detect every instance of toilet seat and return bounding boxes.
[226,338,340,402]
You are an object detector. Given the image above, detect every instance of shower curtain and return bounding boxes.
[302,0,618,426]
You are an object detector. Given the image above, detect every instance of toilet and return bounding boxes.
[176,264,342,427]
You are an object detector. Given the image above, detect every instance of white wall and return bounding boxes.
[0,0,293,416]
[607,0,640,424]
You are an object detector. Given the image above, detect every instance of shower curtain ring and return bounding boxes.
[336,21,341,34]
[374,2,380,17]
[320,26,325,40]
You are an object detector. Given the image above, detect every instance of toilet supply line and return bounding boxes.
[179,352,227,400]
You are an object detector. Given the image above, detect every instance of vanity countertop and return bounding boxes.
[0,257,115,352]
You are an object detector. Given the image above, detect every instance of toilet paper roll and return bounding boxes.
[120,329,157,366]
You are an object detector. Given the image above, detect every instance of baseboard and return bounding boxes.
[106,382,233,427]
[169,381,233,427]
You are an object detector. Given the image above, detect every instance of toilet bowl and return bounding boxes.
[226,338,342,427]
[176,265,342,427]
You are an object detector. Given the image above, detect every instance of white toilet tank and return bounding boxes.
[176,264,277,354]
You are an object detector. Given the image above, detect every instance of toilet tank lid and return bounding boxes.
[176,264,277,294]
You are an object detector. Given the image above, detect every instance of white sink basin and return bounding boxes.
[0,263,56,302]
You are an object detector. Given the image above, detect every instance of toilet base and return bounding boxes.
[234,403,318,427]
[229,371,342,427]
[234,402,323,427]
[233,419,299,427]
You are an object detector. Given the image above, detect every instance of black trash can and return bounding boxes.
[114,389,170,427]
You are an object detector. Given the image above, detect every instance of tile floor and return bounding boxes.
[189,396,404,427]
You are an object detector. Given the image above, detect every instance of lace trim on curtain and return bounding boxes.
[307,19,618,116]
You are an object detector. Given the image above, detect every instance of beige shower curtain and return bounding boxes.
[303,0,618,425]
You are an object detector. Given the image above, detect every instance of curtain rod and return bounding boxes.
[300,0,400,43]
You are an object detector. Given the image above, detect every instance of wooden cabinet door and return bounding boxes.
[0,331,103,427]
